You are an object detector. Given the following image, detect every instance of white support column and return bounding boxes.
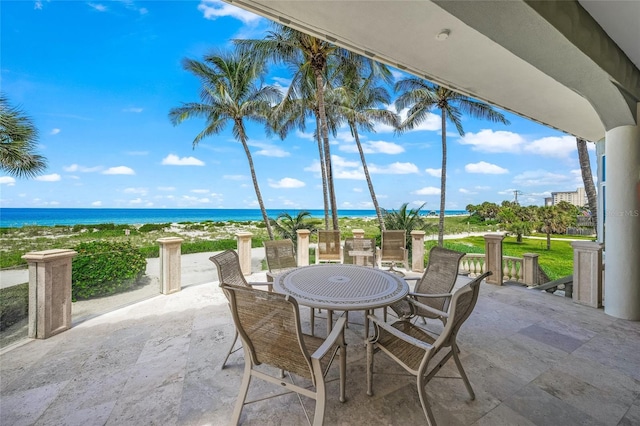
[571,241,603,308]
[236,232,253,276]
[410,230,426,273]
[157,237,183,295]
[22,249,77,339]
[484,234,505,285]
[604,103,640,320]
[296,229,310,266]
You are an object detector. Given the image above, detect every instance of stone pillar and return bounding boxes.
[157,237,183,295]
[352,229,365,239]
[522,253,539,286]
[484,234,505,285]
[22,249,77,339]
[604,105,640,320]
[410,230,426,273]
[572,241,604,308]
[236,232,253,275]
[296,229,310,266]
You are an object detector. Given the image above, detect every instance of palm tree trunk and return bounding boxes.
[316,115,330,230]
[315,69,339,230]
[350,120,385,231]
[576,138,598,237]
[239,129,274,240]
[438,110,447,247]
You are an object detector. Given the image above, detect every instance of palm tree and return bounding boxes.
[269,211,319,250]
[270,72,341,230]
[381,202,427,249]
[395,80,510,246]
[335,68,399,231]
[168,50,281,240]
[235,24,362,230]
[577,138,598,237]
[0,95,47,178]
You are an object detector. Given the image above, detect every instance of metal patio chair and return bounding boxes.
[223,284,347,426]
[342,238,377,267]
[366,271,492,425]
[388,246,466,325]
[378,230,408,275]
[315,230,342,264]
[209,249,272,369]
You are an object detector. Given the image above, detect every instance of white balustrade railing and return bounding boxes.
[461,254,526,284]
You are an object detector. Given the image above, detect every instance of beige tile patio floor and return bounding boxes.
[1,268,639,425]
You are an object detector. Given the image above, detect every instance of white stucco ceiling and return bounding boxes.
[226,0,640,142]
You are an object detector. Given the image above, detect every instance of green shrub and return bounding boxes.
[72,241,147,300]
[138,223,171,233]
[0,283,28,331]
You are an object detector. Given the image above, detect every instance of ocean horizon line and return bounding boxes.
[0,207,469,228]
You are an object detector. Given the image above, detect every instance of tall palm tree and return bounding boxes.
[395,80,510,246]
[269,210,319,250]
[0,95,47,178]
[169,50,281,240]
[577,137,597,237]
[235,24,362,230]
[335,69,399,231]
[270,72,342,230]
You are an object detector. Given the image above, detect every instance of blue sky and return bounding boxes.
[1,0,595,211]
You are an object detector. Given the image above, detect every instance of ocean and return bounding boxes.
[0,208,469,228]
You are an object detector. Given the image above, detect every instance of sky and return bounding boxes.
[0,0,596,211]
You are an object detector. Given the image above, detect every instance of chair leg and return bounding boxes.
[339,340,346,403]
[231,356,252,425]
[310,307,315,336]
[221,329,239,369]
[313,377,326,426]
[366,340,374,396]
[452,345,475,400]
[417,375,438,426]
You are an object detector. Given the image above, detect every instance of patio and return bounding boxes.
[1,258,639,425]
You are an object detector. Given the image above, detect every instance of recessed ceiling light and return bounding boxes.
[436,29,450,41]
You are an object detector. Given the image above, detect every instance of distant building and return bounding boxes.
[548,187,586,207]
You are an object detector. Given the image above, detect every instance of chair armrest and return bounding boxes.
[311,316,347,360]
[405,298,449,318]
[367,314,433,351]
[409,292,452,299]
[247,281,273,292]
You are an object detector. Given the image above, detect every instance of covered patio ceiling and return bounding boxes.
[225,0,640,142]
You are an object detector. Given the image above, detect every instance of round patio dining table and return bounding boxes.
[273,264,409,336]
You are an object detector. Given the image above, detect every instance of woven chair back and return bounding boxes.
[380,230,406,262]
[209,250,249,287]
[223,284,314,380]
[317,230,341,262]
[264,239,297,272]
[435,271,490,350]
[343,238,376,267]
[414,247,466,315]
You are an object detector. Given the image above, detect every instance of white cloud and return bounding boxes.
[197,0,261,24]
[124,187,148,196]
[103,166,135,175]
[339,140,405,155]
[161,154,205,166]
[0,176,16,186]
[524,135,576,158]
[64,164,102,173]
[50,128,60,135]
[123,107,143,113]
[353,187,363,193]
[35,173,61,182]
[465,161,509,174]
[295,130,315,141]
[459,188,478,194]
[91,201,102,207]
[191,189,210,194]
[223,174,246,181]
[512,169,572,187]
[253,145,290,158]
[88,3,107,12]
[181,195,211,204]
[269,178,305,189]
[129,198,143,205]
[157,186,175,191]
[459,129,526,153]
[413,186,440,195]
[425,168,441,177]
[34,1,43,10]
[369,162,419,174]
